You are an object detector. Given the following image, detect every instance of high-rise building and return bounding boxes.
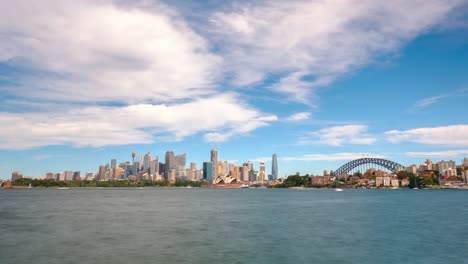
[165,150,175,180]
[98,165,106,181]
[271,154,278,180]
[203,162,213,182]
[111,159,117,170]
[438,160,456,176]
[463,158,468,167]
[241,163,249,182]
[159,162,165,177]
[220,161,229,176]
[259,162,266,183]
[150,157,159,176]
[73,171,81,181]
[175,153,186,178]
[11,171,23,182]
[143,152,151,172]
[64,171,73,181]
[46,172,55,180]
[211,148,218,179]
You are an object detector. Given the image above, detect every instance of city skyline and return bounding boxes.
[1,0,468,178]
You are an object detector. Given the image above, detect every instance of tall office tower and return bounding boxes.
[211,148,218,179]
[165,150,175,180]
[73,171,81,181]
[111,159,117,169]
[241,164,249,182]
[168,169,176,183]
[247,161,253,171]
[11,171,23,182]
[143,152,151,172]
[220,161,229,176]
[188,162,197,180]
[133,161,140,176]
[159,162,165,176]
[150,157,159,176]
[98,165,106,181]
[55,173,62,181]
[259,162,266,183]
[175,153,187,178]
[190,162,197,171]
[64,171,73,181]
[271,154,278,180]
[203,162,213,182]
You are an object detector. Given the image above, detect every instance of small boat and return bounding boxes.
[186,186,193,189]
[335,188,344,192]
[57,187,69,190]
[26,183,33,189]
[240,184,249,188]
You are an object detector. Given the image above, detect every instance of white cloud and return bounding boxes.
[0,0,221,103]
[386,125,468,147]
[405,150,468,158]
[213,0,463,102]
[299,125,376,146]
[282,153,385,162]
[0,94,277,149]
[286,112,311,121]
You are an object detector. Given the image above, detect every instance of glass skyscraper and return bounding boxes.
[271,154,278,180]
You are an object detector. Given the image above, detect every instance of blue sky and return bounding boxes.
[0,0,468,179]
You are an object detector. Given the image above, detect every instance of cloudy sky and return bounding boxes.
[1,0,468,178]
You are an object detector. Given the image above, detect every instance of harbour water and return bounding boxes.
[0,188,467,264]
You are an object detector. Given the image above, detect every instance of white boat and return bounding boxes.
[26,183,33,189]
[240,184,249,188]
[335,188,344,192]
[57,187,69,190]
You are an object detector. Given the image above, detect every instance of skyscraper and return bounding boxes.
[111,159,117,170]
[271,154,278,180]
[165,150,175,180]
[143,152,151,172]
[203,162,213,182]
[259,162,266,183]
[175,153,186,178]
[211,148,218,179]
[150,157,159,176]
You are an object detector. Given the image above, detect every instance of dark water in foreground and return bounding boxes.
[0,188,467,264]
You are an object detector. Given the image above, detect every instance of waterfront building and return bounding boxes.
[462,171,468,183]
[271,154,278,180]
[165,150,175,180]
[175,153,186,178]
[463,158,468,167]
[98,165,106,181]
[438,160,457,176]
[11,171,23,182]
[203,162,213,182]
[143,153,151,172]
[46,172,55,180]
[211,148,218,179]
[391,179,399,187]
[259,162,266,183]
[73,171,81,181]
[63,171,73,181]
[58,172,65,181]
[111,159,117,170]
[376,177,384,187]
[168,169,176,183]
[406,165,417,174]
[150,157,159,176]
[241,164,249,182]
[383,177,391,187]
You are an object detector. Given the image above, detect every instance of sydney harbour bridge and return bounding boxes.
[332,158,405,177]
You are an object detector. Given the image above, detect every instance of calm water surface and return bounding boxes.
[0,188,467,264]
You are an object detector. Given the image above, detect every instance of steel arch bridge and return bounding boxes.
[333,158,404,176]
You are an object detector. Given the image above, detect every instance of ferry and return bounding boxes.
[240,184,249,188]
